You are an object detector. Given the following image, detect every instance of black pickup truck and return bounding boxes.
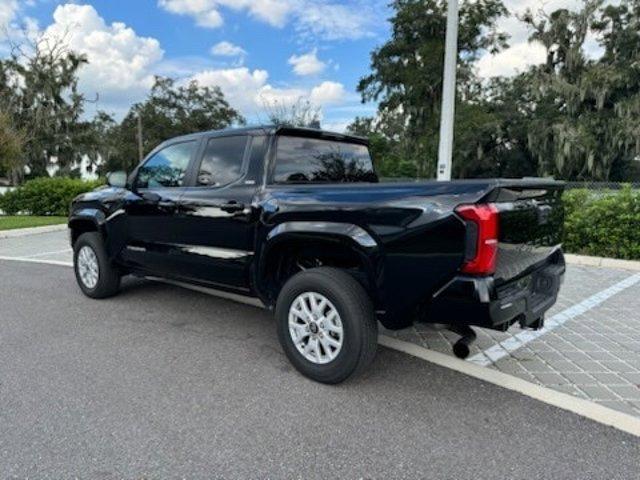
[69,126,565,383]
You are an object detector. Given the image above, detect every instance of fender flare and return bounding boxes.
[68,208,106,234]
[68,208,126,259]
[255,221,382,305]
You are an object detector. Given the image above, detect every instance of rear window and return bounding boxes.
[273,136,377,183]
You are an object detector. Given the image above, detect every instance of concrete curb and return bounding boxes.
[0,223,68,239]
[565,253,640,272]
[379,335,640,438]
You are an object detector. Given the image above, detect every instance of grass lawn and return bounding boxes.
[0,216,67,231]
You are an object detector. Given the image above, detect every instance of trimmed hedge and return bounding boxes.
[563,186,640,260]
[0,177,103,216]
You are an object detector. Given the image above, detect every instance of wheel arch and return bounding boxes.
[68,209,105,246]
[255,221,382,309]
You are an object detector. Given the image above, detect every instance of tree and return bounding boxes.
[354,0,640,181]
[501,0,640,180]
[347,116,418,178]
[261,97,321,128]
[0,32,89,177]
[356,0,508,177]
[106,77,245,172]
[0,111,25,184]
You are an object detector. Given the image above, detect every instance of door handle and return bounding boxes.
[141,191,161,203]
[220,201,245,213]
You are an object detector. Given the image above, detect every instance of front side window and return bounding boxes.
[273,136,377,184]
[196,135,248,187]
[136,141,196,189]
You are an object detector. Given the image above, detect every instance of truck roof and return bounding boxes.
[168,125,369,145]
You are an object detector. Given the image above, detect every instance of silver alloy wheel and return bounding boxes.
[77,245,99,289]
[288,292,344,364]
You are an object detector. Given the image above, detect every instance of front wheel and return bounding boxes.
[73,232,121,299]
[275,267,378,384]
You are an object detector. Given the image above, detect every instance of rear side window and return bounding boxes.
[196,135,248,187]
[136,141,196,189]
[273,136,377,184]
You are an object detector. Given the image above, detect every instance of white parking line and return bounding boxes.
[468,273,640,367]
[24,248,73,258]
[0,256,73,267]
[0,224,67,239]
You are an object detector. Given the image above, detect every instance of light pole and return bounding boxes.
[436,0,459,181]
[137,113,144,163]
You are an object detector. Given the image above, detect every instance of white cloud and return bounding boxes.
[0,1,19,32]
[310,81,346,105]
[158,0,223,27]
[0,0,38,43]
[231,0,292,27]
[158,0,292,28]
[190,67,346,119]
[158,0,383,40]
[42,4,164,112]
[477,41,546,77]
[288,48,326,76]
[294,2,378,41]
[191,67,269,112]
[211,40,246,57]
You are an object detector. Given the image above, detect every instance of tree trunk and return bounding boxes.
[10,167,22,186]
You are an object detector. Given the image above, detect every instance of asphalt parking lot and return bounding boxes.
[1,229,640,477]
[2,229,640,416]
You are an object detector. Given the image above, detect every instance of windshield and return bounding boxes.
[273,135,377,184]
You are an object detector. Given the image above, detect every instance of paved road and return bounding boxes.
[1,261,638,478]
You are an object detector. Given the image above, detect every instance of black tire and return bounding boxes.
[73,232,120,299]
[275,267,378,384]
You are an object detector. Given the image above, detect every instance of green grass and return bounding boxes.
[0,216,67,231]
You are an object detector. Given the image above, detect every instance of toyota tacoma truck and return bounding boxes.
[69,126,565,383]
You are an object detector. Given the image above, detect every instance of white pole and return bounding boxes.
[436,0,459,181]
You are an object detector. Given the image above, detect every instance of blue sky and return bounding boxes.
[1,0,393,131]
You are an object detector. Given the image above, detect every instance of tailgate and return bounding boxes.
[484,181,565,284]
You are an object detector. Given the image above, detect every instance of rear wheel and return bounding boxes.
[73,232,120,299]
[275,267,378,384]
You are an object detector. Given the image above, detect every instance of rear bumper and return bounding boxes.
[428,252,565,331]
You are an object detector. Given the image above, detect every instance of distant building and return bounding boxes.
[46,154,102,181]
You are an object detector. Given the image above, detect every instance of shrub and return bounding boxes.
[563,186,640,260]
[0,177,103,216]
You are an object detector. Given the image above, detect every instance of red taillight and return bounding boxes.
[455,203,499,275]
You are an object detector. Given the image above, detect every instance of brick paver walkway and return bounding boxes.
[382,265,640,417]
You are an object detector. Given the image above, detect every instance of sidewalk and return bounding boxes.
[383,265,640,417]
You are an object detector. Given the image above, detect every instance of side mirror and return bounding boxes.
[197,172,214,186]
[106,171,128,188]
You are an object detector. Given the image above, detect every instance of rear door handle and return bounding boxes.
[220,201,245,213]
